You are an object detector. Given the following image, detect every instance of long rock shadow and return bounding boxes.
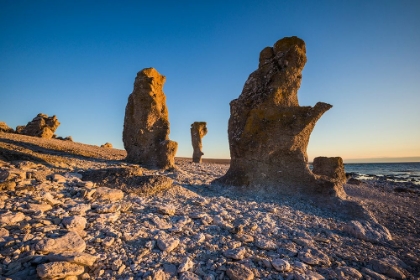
[0,137,123,165]
[0,147,57,169]
[181,182,371,223]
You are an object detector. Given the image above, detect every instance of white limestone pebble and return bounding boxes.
[157,236,180,253]
[271,258,291,272]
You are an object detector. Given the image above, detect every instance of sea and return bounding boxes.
[343,162,420,185]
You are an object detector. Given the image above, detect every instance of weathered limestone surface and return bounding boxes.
[0,134,417,279]
[213,37,344,198]
[123,68,178,169]
[35,231,86,254]
[191,122,208,163]
[21,113,60,138]
[37,261,85,279]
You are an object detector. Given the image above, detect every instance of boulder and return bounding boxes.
[123,68,178,169]
[46,252,98,267]
[370,256,408,279]
[81,167,172,196]
[212,36,344,198]
[121,175,174,196]
[37,261,85,279]
[35,231,86,254]
[0,122,14,133]
[344,220,392,243]
[226,263,254,280]
[101,142,113,148]
[15,125,25,134]
[0,211,25,225]
[190,122,208,163]
[93,187,124,202]
[21,113,60,138]
[312,157,347,185]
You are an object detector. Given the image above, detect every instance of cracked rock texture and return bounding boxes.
[20,113,60,139]
[213,37,345,199]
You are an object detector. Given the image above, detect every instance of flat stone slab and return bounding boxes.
[35,231,86,254]
[226,263,254,280]
[120,175,173,196]
[62,216,87,231]
[47,252,98,267]
[0,211,25,225]
[93,186,124,201]
[344,220,392,244]
[298,248,331,266]
[37,261,84,279]
[157,236,179,253]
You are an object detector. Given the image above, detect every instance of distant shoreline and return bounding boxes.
[175,157,230,165]
[177,157,420,165]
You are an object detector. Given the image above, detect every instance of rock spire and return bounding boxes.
[191,122,208,163]
[123,68,178,169]
[213,36,344,198]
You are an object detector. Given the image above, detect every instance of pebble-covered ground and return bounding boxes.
[0,133,419,280]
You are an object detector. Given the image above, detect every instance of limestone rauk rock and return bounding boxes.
[123,68,178,169]
[21,113,60,138]
[312,156,346,185]
[213,36,344,198]
[191,122,208,163]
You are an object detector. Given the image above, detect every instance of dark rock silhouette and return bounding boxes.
[21,113,60,139]
[191,122,208,163]
[213,37,344,198]
[123,68,178,169]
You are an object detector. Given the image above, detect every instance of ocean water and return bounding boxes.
[343,162,420,184]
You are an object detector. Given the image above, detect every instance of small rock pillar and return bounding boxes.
[191,122,208,163]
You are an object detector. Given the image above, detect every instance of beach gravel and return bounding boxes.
[0,132,419,279]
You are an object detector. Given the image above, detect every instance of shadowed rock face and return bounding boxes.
[191,122,208,163]
[213,36,344,198]
[123,68,178,169]
[312,157,347,186]
[21,113,60,139]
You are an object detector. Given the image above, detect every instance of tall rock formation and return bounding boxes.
[191,122,208,163]
[21,113,60,139]
[213,36,344,198]
[123,68,178,169]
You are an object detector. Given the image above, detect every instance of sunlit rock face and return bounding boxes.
[21,113,60,139]
[214,36,344,198]
[191,122,208,163]
[123,68,178,169]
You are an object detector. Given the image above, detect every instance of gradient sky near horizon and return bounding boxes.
[1,0,419,162]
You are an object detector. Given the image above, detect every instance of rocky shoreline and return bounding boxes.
[1,133,419,279]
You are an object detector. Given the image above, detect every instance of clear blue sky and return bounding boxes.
[1,0,419,162]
